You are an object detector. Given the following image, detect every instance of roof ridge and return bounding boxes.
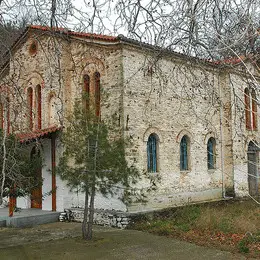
[29,25,118,42]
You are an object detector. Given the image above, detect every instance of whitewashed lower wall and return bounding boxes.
[234,164,250,197]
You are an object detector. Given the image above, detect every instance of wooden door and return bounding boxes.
[247,142,259,196]
[31,147,42,208]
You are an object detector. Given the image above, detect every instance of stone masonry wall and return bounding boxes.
[2,29,127,212]
[229,71,260,197]
[63,208,131,229]
[122,46,227,212]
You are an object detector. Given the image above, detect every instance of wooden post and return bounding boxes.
[51,133,56,211]
[9,186,16,217]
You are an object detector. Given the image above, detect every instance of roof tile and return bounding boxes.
[17,125,62,143]
[29,25,117,42]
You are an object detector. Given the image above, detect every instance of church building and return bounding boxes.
[0,25,259,214]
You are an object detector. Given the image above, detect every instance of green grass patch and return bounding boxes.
[131,199,260,257]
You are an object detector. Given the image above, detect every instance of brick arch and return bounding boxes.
[204,131,218,145]
[25,72,44,91]
[176,129,193,143]
[245,135,260,151]
[143,127,163,143]
[81,57,105,76]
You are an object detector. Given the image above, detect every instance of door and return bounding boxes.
[247,141,259,196]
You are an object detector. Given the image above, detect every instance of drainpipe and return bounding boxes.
[219,72,226,198]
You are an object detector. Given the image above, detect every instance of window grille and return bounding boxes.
[147,134,157,172]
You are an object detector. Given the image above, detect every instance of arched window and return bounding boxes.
[95,72,100,117]
[147,134,158,173]
[180,135,189,171]
[207,137,216,169]
[251,89,257,130]
[245,87,258,130]
[36,85,42,129]
[245,88,251,129]
[27,87,33,130]
[83,74,90,112]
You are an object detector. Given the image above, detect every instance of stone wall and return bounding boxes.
[122,46,226,211]
[1,28,126,212]
[228,71,260,197]
[62,208,131,229]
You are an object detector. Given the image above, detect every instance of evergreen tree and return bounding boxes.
[58,100,139,240]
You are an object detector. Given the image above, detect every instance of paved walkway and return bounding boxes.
[0,207,59,227]
[0,222,253,260]
[0,207,55,217]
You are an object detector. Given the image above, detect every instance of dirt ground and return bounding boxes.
[0,222,255,260]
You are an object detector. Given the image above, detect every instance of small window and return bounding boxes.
[251,89,257,130]
[207,137,216,169]
[147,134,158,173]
[83,74,90,112]
[180,135,189,171]
[27,87,33,130]
[95,72,100,117]
[244,88,251,129]
[245,87,258,130]
[36,85,42,129]
[29,40,38,55]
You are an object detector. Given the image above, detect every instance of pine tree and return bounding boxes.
[58,100,139,240]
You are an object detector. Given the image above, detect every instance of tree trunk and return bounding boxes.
[85,121,99,240]
[0,108,8,205]
[82,186,89,239]
[86,183,95,240]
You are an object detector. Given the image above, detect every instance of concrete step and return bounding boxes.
[5,212,60,228]
[0,219,6,227]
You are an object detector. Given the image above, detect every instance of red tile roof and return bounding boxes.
[29,25,118,42]
[212,56,248,65]
[17,125,62,143]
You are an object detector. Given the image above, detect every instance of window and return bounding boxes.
[83,74,90,112]
[180,135,189,171]
[245,87,258,130]
[27,87,33,130]
[147,134,158,173]
[95,72,100,117]
[0,103,3,129]
[207,137,216,169]
[245,88,251,129]
[36,85,42,129]
[252,89,257,130]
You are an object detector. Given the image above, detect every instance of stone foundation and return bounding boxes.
[62,208,132,229]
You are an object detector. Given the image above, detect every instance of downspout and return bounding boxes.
[218,71,226,198]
